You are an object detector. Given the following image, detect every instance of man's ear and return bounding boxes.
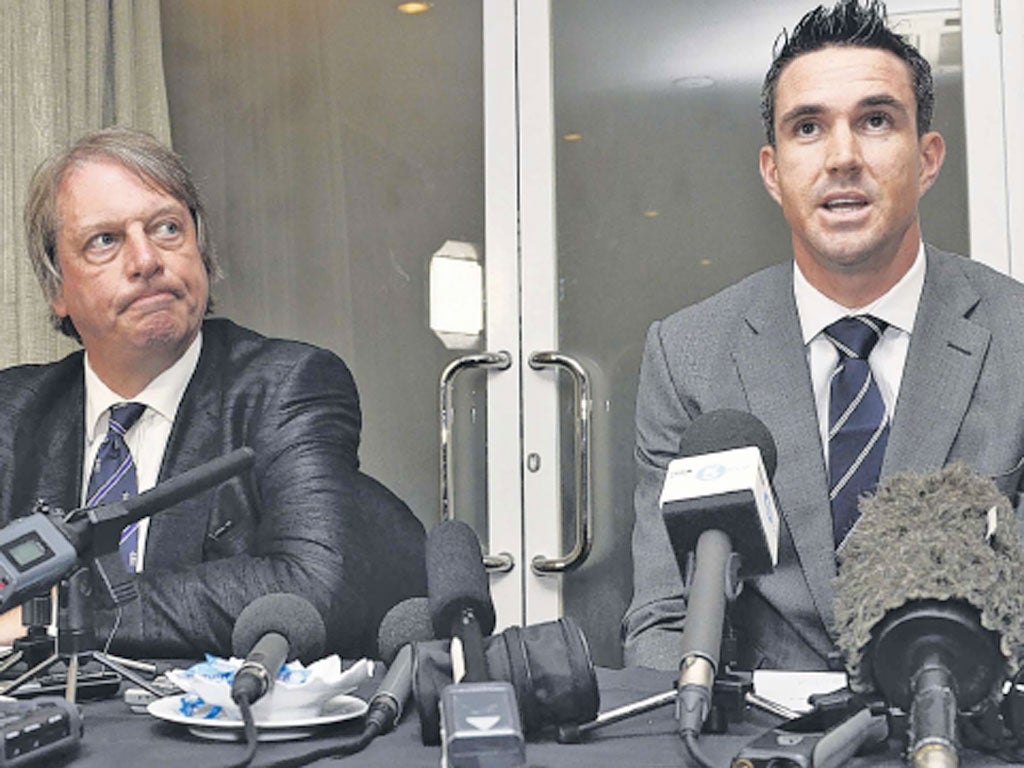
[759,144,783,206]
[918,130,946,196]
[50,289,67,319]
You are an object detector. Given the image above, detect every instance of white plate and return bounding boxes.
[147,694,368,742]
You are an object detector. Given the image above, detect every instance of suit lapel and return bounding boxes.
[11,362,85,518]
[146,326,226,567]
[732,265,839,644]
[883,248,988,475]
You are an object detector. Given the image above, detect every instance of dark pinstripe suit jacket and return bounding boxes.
[623,247,1024,671]
[0,318,426,659]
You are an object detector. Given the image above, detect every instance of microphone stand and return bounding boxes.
[0,567,165,703]
[0,596,58,676]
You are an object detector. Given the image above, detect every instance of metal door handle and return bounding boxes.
[527,351,593,574]
[439,351,515,573]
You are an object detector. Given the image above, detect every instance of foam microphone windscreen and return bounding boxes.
[679,409,778,480]
[231,592,327,664]
[834,462,1024,700]
[378,596,435,664]
[426,520,497,639]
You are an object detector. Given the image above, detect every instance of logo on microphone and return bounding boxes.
[696,464,726,482]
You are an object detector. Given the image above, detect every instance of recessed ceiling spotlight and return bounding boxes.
[562,132,583,142]
[644,210,659,218]
[398,2,432,14]
[672,76,715,90]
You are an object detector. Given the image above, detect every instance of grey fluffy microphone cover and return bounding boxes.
[833,462,1024,696]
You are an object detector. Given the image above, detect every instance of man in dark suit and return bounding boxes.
[623,0,1024,671]
[0,127,426,659]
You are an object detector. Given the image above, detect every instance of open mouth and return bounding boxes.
[822,198,869,212]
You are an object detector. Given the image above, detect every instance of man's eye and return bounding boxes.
[155,221,181,237]
[865,113,891,129]
[796,121,818,137]
[87,233,117,250]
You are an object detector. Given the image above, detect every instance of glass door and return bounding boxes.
[517,0,981,668]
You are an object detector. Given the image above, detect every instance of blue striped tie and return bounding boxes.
[826,316,888,548]
[86,402,147,571]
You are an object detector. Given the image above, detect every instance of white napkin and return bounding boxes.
[166,655,373,721]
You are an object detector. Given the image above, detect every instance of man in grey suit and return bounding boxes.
[623,0,1024,671]
[0,127,426,659]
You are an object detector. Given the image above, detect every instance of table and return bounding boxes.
[42,665,1006,768]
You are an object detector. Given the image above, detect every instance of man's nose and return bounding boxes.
[826,122,862,175]
[123,226,162,277]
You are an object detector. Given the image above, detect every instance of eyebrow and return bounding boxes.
[778,94,911,127]
[72,203,188,235]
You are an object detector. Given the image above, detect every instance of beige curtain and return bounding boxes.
[0,0,170,366]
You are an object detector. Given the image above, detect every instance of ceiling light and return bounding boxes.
[398,2,432,14]
[672,76,715,90]
[562,132,582,142]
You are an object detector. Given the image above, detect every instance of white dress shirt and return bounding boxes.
[81,332,203,571]
[793,243,926,467]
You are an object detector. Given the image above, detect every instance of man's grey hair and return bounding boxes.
[24,126,221,340]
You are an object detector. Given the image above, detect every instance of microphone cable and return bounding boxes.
[224,691,259,768]
[249,688,403,768]
[680,728,715,768]
[251,644,415,768]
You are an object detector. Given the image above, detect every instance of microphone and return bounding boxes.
[834,463,1024,768]
[68,446,255,528]
[425,521,524,766]
[377,596,434,664]
[0,448,256,612]
[659,410,780,744]
[426,520,496,682]
[368,597,435,735]
[229,592,327,707]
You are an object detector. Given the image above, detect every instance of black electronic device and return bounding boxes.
[0,696,82,766]
[440,681,526,768]
[732,706,888,768]
[0,516,78,612]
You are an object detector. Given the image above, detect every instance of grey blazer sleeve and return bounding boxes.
[622,320,694,669]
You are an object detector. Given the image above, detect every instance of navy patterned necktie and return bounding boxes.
[825,316,889,548]
[86,402,147,570]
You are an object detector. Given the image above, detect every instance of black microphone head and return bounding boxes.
[679,409,778,480]
[231,592,327,664]
[377,596,434,664]
[426,520,496,638]
[834,462,1024,705]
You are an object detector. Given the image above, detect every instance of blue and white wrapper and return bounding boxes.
[166,654,373,720]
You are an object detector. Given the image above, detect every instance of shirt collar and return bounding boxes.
[84,331,203,442]
[794,242,926,344]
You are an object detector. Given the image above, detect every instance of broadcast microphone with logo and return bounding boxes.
[229,592,327,708]
[834,463,1024,768]
[659,410,780,747]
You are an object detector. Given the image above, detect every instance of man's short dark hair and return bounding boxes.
[760,0,934,146]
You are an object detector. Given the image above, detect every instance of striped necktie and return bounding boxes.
[86,402,147,571]
[825,316,889,548]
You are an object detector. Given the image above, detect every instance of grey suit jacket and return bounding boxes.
[0,318,426,659]
[622,246,1024,671]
